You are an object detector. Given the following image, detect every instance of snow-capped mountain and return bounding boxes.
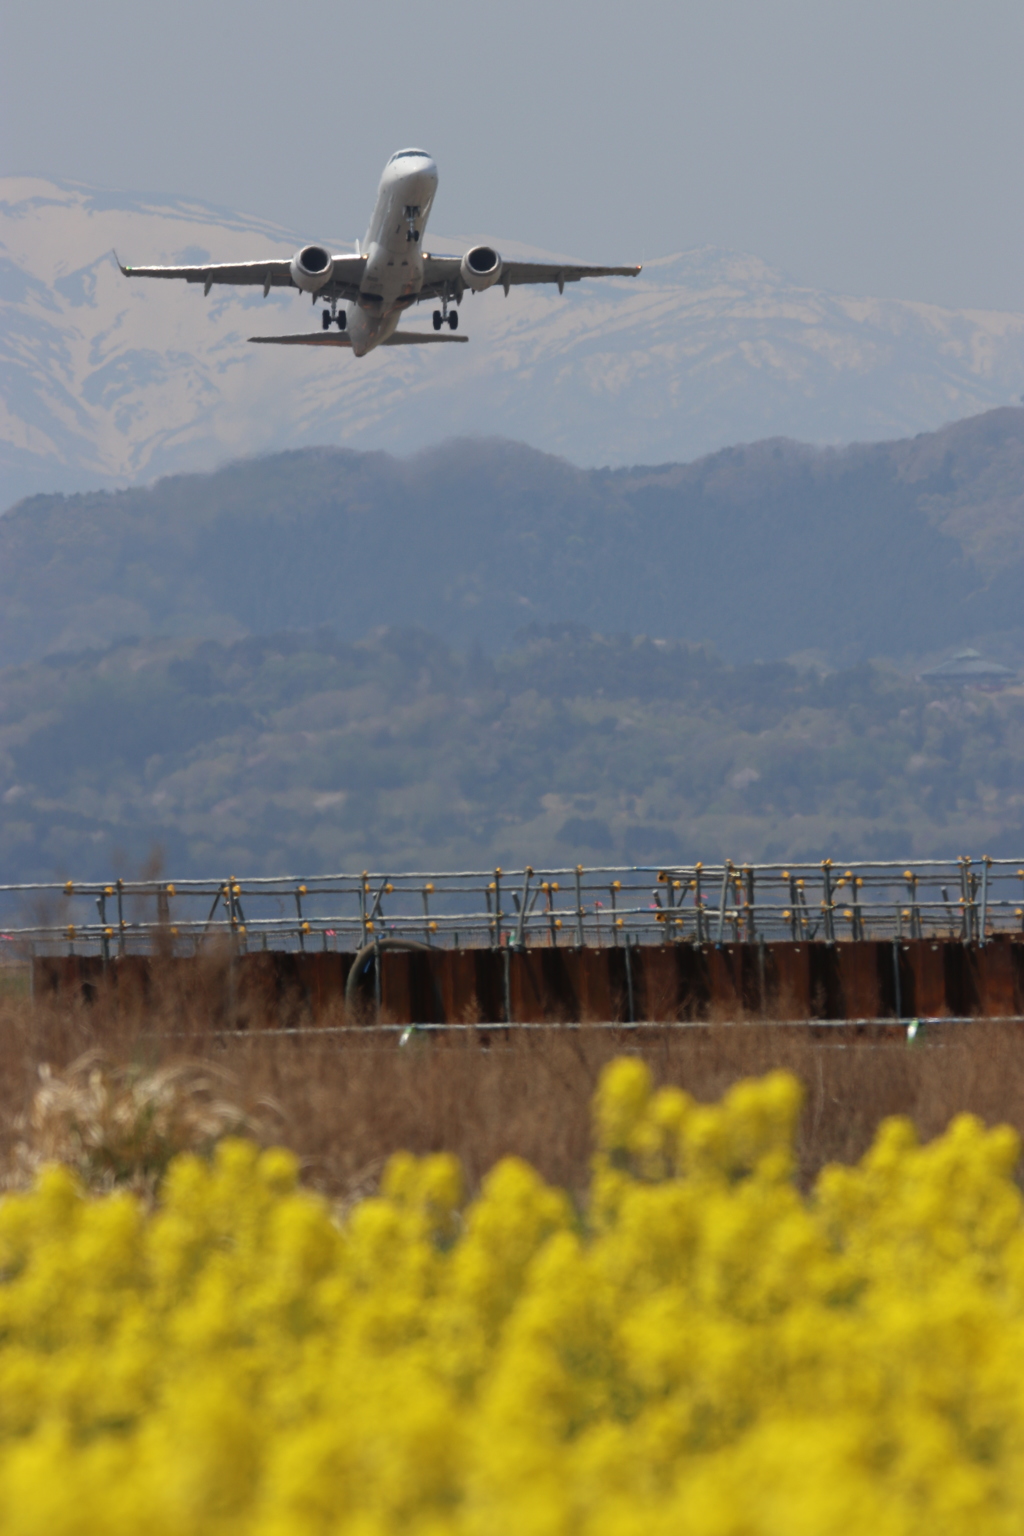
[4,176,1024,509]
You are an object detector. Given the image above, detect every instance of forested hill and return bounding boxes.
[4,406,1024,670]
[2,625,1023,883]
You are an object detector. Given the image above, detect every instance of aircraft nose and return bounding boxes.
[406,159,438,194]
[383,151,438,192]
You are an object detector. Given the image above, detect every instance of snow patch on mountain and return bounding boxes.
[4,177,1024,508]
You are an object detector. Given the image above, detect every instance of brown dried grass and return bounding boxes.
[2,963,1024,1198]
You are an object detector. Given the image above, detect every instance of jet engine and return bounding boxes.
[460,245,502,291]
[290,244,334,293]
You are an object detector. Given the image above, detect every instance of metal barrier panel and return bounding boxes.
[28,938,1024,1026]
[769,943,813,1019]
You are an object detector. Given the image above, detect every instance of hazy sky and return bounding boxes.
[4,0,1024,312]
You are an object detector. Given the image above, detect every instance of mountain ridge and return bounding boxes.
[3,407,1024,670]
[5,177,1024,508]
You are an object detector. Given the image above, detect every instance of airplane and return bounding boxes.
[117,149,641,357]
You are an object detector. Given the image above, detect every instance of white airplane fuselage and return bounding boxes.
[346,150,438,356]
[115,150,635,351]
[119,152,640,352]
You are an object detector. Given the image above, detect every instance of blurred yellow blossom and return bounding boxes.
[0,1061,1019,1534]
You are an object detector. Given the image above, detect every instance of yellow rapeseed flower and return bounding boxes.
[0,1066,1020,1533]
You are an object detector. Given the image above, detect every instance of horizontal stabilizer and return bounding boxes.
[248,331,468,346]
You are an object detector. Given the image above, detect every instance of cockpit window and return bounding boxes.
[388,148,431,163]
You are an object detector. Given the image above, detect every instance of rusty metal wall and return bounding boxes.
[30,936,1024,1026]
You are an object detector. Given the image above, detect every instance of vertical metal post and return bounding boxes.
[575,865,584,948]
[544,883,558,947]
[116,878,125,957]
[97,893,109,967]
[494,869,503,949]
[744,866,756,942]
[821,861,835,943]
[892,938,903,1020]
[514,867,533,949]
[503,943,512,1024]
[904,870,921,940]
[715,863,730,943]
[979,857,990,945]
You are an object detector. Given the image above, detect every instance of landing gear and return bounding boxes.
[324,306,347,331]
[433,294,459,332]
[336,311,346,331]
[322,309,331,330]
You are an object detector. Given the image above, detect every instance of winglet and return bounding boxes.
[113,250,132,276]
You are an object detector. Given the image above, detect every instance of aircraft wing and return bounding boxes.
[421,254,640,297]
[115,253,367,299]
[499,259,642,289]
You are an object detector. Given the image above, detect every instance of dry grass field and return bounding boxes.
[4,959,1024,1198]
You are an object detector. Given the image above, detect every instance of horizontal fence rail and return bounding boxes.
[3,857,1024,958]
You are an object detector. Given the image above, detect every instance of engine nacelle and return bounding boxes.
[290,244,334,293]
[460,245,502,292]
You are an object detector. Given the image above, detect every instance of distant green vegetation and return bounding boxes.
[1,624,1021,882]
[5,410,1024,672]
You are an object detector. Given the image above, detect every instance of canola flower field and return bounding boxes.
[0,1058,1022,1535]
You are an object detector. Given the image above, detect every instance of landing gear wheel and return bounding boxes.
[432,310,442,331]
[321,310,331,331]
[448,311,458,331]
[336,312,346,331]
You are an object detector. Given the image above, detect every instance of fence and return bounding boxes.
[3,857,1024,958]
